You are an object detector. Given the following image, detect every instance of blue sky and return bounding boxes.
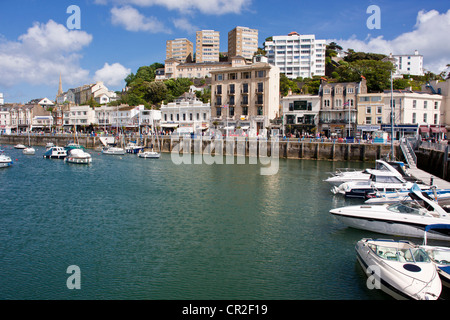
[0,0,449,103]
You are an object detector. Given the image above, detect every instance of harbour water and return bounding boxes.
[0,145,441,300]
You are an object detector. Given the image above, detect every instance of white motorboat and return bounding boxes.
[65,148,92,164]
[420,224,450,288]
[355,238,442,300]
[102,145,125,155]
[331,171,430,199]
[43,146,67,159]
[14,144,26,149]
[138,149,160,159]
[23,147,35,155]
[365,188,450,205]
[126,142,144,154]
[0,152,13,168]
[330,184,450,241]
[325,160,412,186]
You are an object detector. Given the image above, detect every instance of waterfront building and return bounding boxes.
[264,32,326,79]
[196,30,220,63]
[228,26,259,60]
[160,92,211,134]
[0,104,11,134]
[166,38,194,62]
[318,79,367,138]
[422,79,450,133]
[385,51,424,78]
[356,90,444,140]
[281,93,321,136]
[31,106,53,131]
[210,55,280,135]
[63,105,96,129]
[0,93,4,105]
[139,109,161,133]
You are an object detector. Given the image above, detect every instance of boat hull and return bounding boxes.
[330,207,450,241]
[65,156,92,164]
[355,239,442,300]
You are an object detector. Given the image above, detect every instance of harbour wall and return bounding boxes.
[0,134,394,162]
[416,146,450,181]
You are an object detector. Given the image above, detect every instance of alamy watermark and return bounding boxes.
[67,5,81,30]
[170,131,280,176]
[66,265,81,290]
[366,5,381,30]
[366,265,381,290]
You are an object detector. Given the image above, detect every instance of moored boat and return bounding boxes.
[65,148,92,164]
[420,224,450,289]
[102,145,125,155]
[355,238,442,300]
[0,152,13,168]
[43,146,67,159]
[330,184,450,241]
[14,144,26,149]
[23,146,36,155]
[138,149,160,159]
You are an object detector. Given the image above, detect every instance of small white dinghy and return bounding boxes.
[355,238,442,300]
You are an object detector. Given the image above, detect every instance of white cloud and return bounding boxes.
[111,5,170,33]
[97,0,251,15]
[94,62,131,87]
[328,9,450,73]
[172,17,198,34]
[0,20,92,87]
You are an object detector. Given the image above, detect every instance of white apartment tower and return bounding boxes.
[196,30,220,63]
[228,26,259,60]
[0,93,4,105]
[265,32,326,79]
[390,50,424,78]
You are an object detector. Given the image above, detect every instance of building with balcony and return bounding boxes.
[318,79,367,137]
[281,93,321,135]
[210,56,280,135]
[228,26,258,60]
[160,93,211,134]
[265,32,326,79]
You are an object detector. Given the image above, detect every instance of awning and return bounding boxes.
[419,126,429,133]
[431,127,440,133]
[161,123,179,128]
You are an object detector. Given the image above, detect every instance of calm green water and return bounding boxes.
[0,144,389,300]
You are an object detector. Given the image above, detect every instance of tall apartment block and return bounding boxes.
[228,26,259,60]
[166,38,194,62]
[264,32,326,79]
[196,30,220,63]
[389,50,424,78]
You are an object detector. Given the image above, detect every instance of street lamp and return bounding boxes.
[385,54,397,161]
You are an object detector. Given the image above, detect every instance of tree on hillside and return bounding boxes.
[334,59,395,92]
[125,63,164,87]
[163,78,193,102]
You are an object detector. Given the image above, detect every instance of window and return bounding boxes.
[423,113,427,122]
[413,100,417,108]
[242,107,248,116]
[216,108,221,117]
[335,99,342,107]
[377,117,382,124]
[257,82,264,93]
[347,87,354,94]
[365,117,372,124]
[434,114,438,125]
[366,106,372,114]
[424,101,428,109]
[242,83,249,94]
[377,106,382,114]
[216,85,222,95]
[412,113,416,123]
[257,106,263,115]
[435,102,439,109]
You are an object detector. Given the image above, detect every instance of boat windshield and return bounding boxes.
[372,175,404,183]
[387,203,426,215]
[368,244,430,263]
[426,248,450,265]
